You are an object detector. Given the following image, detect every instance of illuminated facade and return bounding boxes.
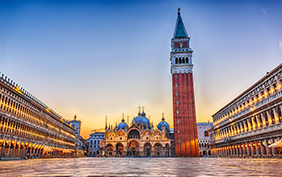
[99,110,171,157]
[0,73,76,160]
[197,122,212,156]
[88,132,104,157]
[170,8,199,156]
[210,63,282,157]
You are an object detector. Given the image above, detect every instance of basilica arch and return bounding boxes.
[128,140,139,157]
[144,142,152,157]
[116,142,123,156]
[106,144,114,157]
[153,143,162,157]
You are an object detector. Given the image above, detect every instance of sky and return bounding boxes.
[1,0,282,139]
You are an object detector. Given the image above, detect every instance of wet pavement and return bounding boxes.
[0,157,282,176]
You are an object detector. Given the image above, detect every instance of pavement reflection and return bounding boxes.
[0,157,281,176]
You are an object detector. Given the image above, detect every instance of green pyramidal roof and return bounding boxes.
[173,9,188,38]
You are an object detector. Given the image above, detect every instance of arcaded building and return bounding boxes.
[210,63,282,157]
[99,110,171,157]
[0,73,76,159]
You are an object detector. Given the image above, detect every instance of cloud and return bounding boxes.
[262,8,269,17]
[279,40,282,51]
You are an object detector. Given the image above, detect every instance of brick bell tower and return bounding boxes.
[170,8,199,156]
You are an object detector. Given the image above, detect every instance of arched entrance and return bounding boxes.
[154,143,162,157]
[144,142,152,157]
[106,144,114,157]
[116,143,123,156]
[128,140,139,157]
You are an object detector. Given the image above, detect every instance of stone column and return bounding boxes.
[255,143,259,156]
[266,111,272,125]
[261,113,266,128]
[256,115,261,129]
[228,127,231,136]
[271,139,275,156]
[242,143,246,156]
[239,122,243,133]
[247,119,252,132]
[274,108,280,124]
[236,124,240,134]
[246,143,250,156]
[259,140,264,156]
[279,105,282,122]
[250,142,254,156]
[251,117,256,130]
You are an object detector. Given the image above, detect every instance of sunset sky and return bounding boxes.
[1,0,282,138]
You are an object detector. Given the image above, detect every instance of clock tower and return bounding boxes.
[170,8,199,156]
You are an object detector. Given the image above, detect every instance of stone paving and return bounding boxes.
[0,157,282,176]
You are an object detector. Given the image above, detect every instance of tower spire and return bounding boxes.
[105,115,107,129]
[174,8,188,38]
[138,105,141,115]
[122,113,125,122]
[162,112,165,121]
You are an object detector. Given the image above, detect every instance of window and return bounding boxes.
[177,129,180,133]
[178,139,180,143]
[175,83,178,87]
[176,110,179,114]
[175,92,178,96]
[176,101,179,104]
[177,120,180,123]
[175,75,178,78]
[204,131,209,137]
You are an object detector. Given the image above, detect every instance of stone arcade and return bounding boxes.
[210,63,282,157]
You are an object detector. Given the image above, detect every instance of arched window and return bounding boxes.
[179,58,182,64]
[128,130,140,139]
[186,57,188,63]
[175,58,178,64]
[204,130,209,137]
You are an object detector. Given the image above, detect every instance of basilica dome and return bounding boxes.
[157,117,170,132]
[132,112,150,128]
[117,118,127,130]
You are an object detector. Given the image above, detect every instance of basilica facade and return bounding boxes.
[99,111,171,157]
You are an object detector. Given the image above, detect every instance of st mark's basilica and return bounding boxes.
[99,109,171,157]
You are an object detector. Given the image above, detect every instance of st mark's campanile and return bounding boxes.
[170,8,199,156]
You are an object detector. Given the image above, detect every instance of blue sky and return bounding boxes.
[1,0,282,138]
